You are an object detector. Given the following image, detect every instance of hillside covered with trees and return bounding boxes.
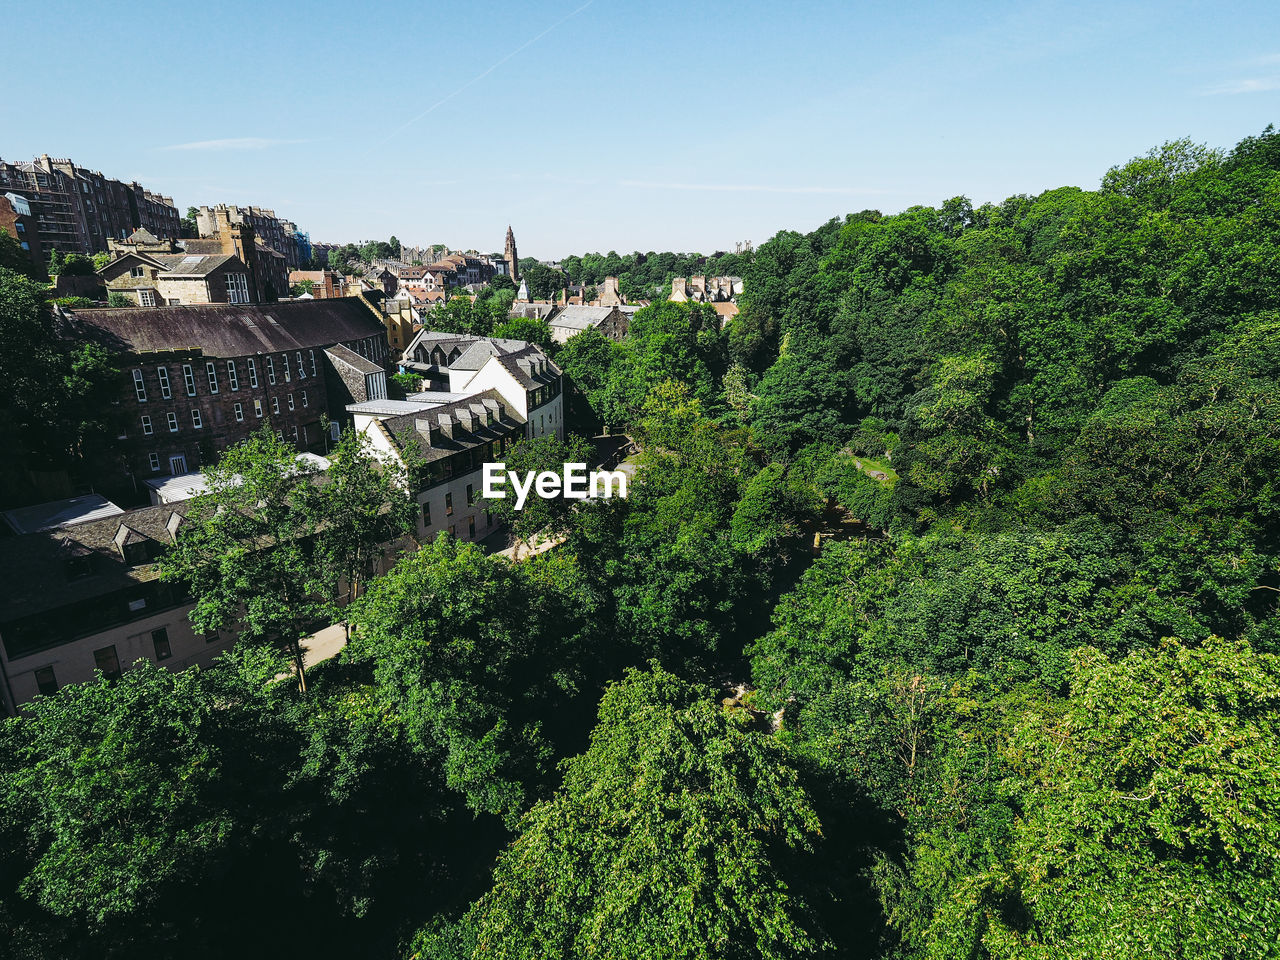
[2,127,1279,959]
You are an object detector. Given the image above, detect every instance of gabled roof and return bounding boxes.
[154,253,239,278]
[126,227,160,243]
[97,250,170,277]
[0,500,190,625]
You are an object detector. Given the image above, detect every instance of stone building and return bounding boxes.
[288,269,348,299]
[196,205,302,269]
[546,305,630,344]
[192,207,290,300]
[55,299,389,491]
[99,249,256,307]
[0,192,44,276]
[0,496,237,715]
[0,155,179,255]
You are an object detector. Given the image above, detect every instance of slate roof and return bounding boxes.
[58,299,386,357]
[154,253,238,277]
[550,305,619,332]
[0,501,190,623]
[378,388,526,465]
[325,342,384,375]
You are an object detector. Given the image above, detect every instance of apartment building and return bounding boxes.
[0,155,179,255]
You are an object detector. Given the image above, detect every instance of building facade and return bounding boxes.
[0,155,179,255]
[0,499,237,715]
[56,299,390,490]
[0,192,44,275]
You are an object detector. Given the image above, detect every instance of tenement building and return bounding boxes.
[0,154,180,255]
[56,299,390,492]
[354,330,563,544]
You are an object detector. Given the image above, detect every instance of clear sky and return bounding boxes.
[4,0,1279,258]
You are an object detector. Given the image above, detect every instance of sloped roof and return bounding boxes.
[549,305,619,331]
[59,299,387,357]
[155,253,238,277]
[126,227,160,243]
[0,501,190,625]
[379,388,526,464]
[325,342,383,375]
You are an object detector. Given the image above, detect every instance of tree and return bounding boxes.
[432,665,827,959]
[492,316,553,351]
[0,656,272,924]
[0,228,39,280]
[482,432,593,554]
[347,537,592,822]
[181,205,199,238]
[305,426,414,615]
[158,431,334,691]
[924,637,1280,959]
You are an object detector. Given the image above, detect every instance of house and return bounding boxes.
[547,305,630,344]
[55,299,390,491]
[369,331,564,545]
[99,250,257,306]
[0,496,235,715]
[288,269,348,299]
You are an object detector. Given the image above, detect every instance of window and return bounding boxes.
[93,645,122,680]
[271,397,280,415]
[234,402,244,422]
[296,352,306,379]
[141,414,153,436]
[139,289,156,307]
[148,452,161,471]
[283,354,291,382]
[291,425,298,443]
[247,358,258,387]
[468,515,476,538]
[167,411,179,432]
[34,666,58,695]
[422,500,431,526]
[330,422,341,441]
[152,628,172,661]
[445,492,453,516]
[287,393,295,411]
[206,361,219,394]
[227,360,239,390]
[301,390,308,408]
[191,409,203,429]
[226,273,250,303]
[169,454,187,474]
[204,629,219,644]
[132,369,147,402]
[182,363,196,396]
[266,357,276,384]
[466,483,474,506]
[309,349,317,376]
[129,265,145,278]
[157,365,171,399]
[254,399,263,418]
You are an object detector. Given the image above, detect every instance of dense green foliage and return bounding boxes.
[2,128,1279,959]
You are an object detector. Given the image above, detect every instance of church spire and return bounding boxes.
[504,225,520,283]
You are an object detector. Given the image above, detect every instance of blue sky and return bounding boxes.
[4,0,1279,257]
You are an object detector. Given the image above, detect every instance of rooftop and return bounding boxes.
[3,494,125,535]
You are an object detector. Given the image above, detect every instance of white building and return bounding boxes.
[352,331,565,545]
